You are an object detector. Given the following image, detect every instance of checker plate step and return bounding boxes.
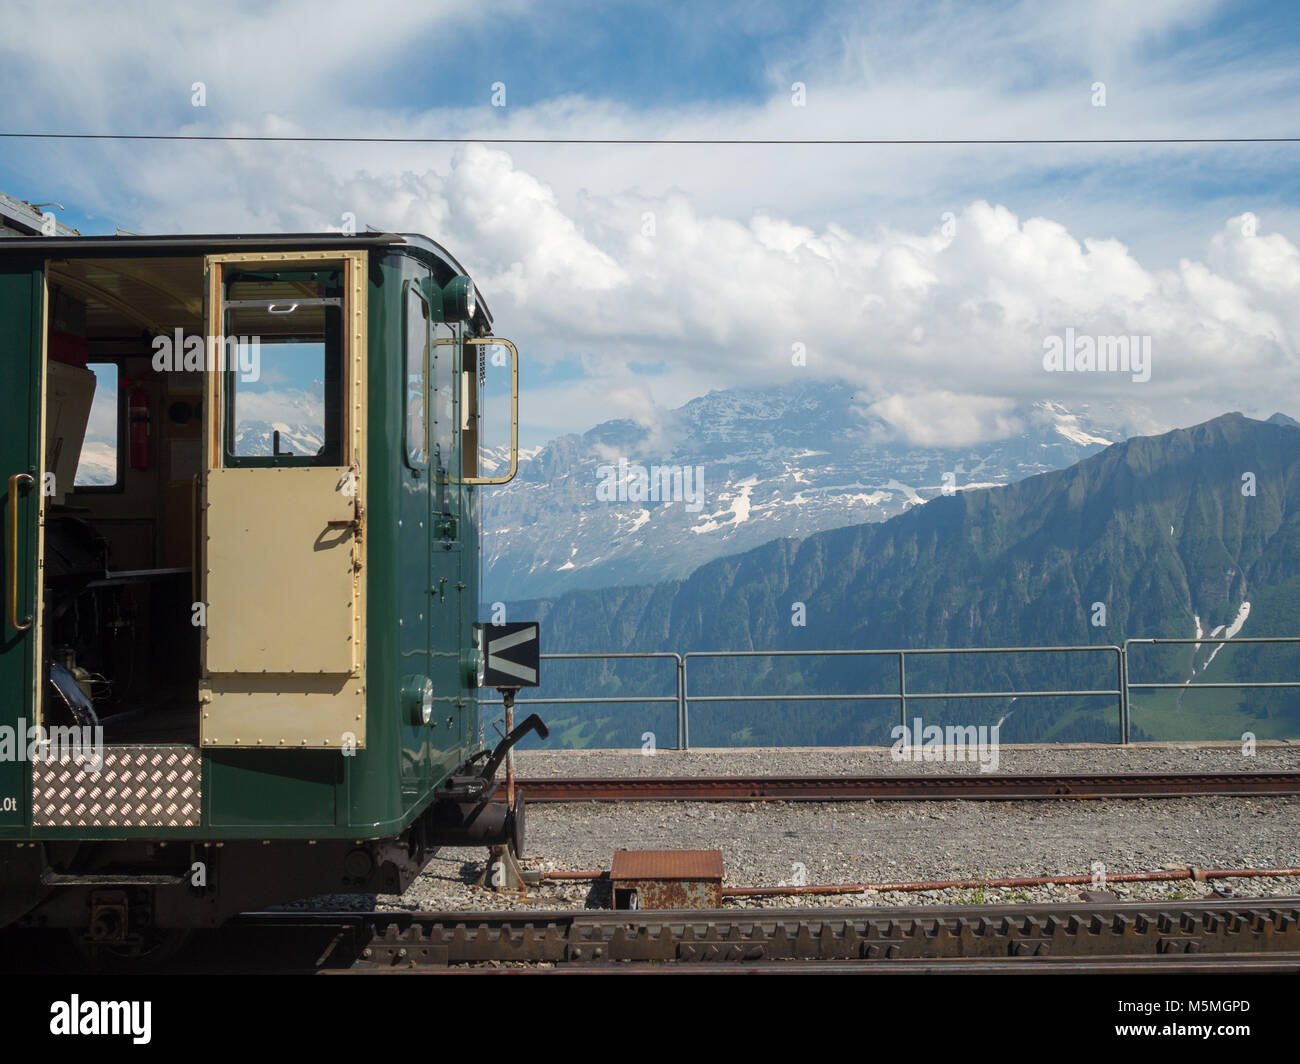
[31,745,202,827]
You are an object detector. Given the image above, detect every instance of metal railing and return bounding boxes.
[478,638,1300,749]
[1122,636,1300,744]
[479,651,684,741]
[682,646,1122,750]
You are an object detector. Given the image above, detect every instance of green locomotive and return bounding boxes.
[0,232,541,953]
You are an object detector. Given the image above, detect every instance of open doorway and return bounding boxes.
[41,256,206,745]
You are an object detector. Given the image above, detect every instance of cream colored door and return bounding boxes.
[198,252,367,751]
[204,466,358,673]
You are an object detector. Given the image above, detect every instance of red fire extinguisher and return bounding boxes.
[128,381,151,471]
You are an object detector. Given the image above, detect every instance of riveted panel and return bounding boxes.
[31,746,201,828]
[204,465,358,674]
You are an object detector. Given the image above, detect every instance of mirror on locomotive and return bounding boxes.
[198,251,368,750]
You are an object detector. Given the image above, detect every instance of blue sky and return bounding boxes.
[2,0,1299,447]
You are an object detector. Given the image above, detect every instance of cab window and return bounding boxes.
[221,267,345,467]
[405,284,429,468]
[432,323,455,472]
[73,361,120,489]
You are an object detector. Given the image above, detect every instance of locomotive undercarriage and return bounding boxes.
[5,714,544,950]
[4,786,527,953]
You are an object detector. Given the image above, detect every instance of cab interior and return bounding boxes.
[39,255,345,745]
[41,256,205,744]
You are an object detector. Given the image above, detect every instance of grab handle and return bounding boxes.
[6,472,34,634]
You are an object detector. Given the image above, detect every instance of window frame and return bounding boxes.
[403,280,431,471]
[431,322,456,478]
[218,267,347,469]
[70,357,125,494]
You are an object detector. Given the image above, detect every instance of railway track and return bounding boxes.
[511,955,1300,974]
[9,897,1300,972]
[202,896,1300,971]
[517,771,1300,801]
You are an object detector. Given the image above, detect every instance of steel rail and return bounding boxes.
[327,955,1300,974]
[217,896,1300,969]
[719,866,1300,897]
[536,865,1300,896]
[11,898,1300,973]
[516,771,1300,802]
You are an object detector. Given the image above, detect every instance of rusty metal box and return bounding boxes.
[610,849,724,909]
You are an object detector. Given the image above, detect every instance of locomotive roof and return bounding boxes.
[0,231,491,324]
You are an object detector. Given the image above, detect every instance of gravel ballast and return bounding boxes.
[281,743,1300,914]
[513,741,1300,778]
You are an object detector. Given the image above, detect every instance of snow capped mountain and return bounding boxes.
[232,420,325,458]
[71,422,325,485]
[1035,400,1114,447]
[481,381,1146,602]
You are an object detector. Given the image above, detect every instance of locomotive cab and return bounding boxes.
[0,234,533,947]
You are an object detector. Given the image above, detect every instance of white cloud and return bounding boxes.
[5,1,1300,446]
[861,393,1023,448]
[442,146,627,301]
[47,143,1300,445]
[234,387,323,428]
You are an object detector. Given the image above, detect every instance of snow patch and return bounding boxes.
[1054,421,1113,448]
[883,479,923,505]
[691,478,758,534]
[1200,602,1251,672]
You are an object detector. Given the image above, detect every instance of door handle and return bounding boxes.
[6,472,34,634]
[327,499,365,537]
